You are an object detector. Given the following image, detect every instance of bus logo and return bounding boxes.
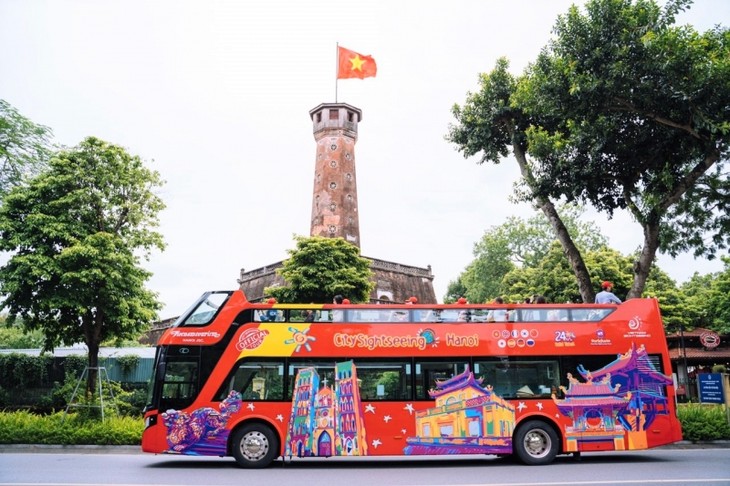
[628,316,642,330]
[236,328,269,351]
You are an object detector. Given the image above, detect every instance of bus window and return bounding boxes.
[216,360,285,401]
[182,292,229,326]
[255,309,283,322]
[470,309,491,322]
[351,309,382,322]
[438,309,461,322]
[352,360,411,400]
[569,308,614,321]
[475,358,559,399]
[160,359,199,411]
[414,360,469,399]
[288,309,317,323]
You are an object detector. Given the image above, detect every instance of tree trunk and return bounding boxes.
[629,218,661,299]
[510,137,596,303]
[87,340,99,397]
[539,200,596,303]
[83,312,103,396]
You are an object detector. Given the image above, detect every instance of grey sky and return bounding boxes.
[1,0,727,318]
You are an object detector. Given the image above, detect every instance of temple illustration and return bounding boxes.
[405,365,515,455]
[285,360,367,457]
[553,343,673,451]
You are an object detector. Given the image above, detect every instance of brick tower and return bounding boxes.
[237,102,436,304]
[309,102,361,247]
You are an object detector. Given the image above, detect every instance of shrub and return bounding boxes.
[678,403,730,441]
[0,411,143,445]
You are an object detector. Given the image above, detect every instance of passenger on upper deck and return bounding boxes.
[488,297,509,322]
[595,281,622,304]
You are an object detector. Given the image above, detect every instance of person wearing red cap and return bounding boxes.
[595,281,622,304]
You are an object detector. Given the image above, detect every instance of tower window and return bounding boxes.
[328,225,337,234]
[329,110,339,120]
[330,160,337,168]
[330,144,337,151]
[329,182,337,189]
[316,112,322,123]
[347,112,354,123]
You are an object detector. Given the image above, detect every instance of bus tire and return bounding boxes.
[514,420,559,466]
[231,422,279,468]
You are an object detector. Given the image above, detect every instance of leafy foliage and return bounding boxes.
[266,236,374,303]
[0,411,143,445]
[0,137,165,391]
[677,403,730,442]
[449,0,729,301]
[0,315,44,348]
[518,0,729,296]
[0,99,53,200]
[447,206,610,304]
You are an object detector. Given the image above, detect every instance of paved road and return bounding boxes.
[1,447,730,486]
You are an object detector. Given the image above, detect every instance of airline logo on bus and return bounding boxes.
[235,328,269,351]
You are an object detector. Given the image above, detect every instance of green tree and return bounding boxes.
[447,59,597,302]
[705,257,730,334]
[516,0,729,298]
[265,235,374,304]
[0,99,54,200]
[0,136,165,392]
[679,272,716,330]
[448,205,608,303]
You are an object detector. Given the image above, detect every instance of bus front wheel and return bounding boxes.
[231,423,279,468]
[514,420,559,466]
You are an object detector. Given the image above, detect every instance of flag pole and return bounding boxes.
[335,42,339,103]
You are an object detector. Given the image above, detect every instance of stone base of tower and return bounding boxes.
[238,256,436,304]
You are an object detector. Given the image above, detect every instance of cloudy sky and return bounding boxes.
[1,0,727,318]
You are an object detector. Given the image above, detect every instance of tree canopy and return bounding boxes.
[0,99,53,201]
[265,236,374,304]
[448,0,728,300]
[0,136,165,390]
[517,0,729,297]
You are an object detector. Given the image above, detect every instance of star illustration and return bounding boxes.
[247,403,255,411]
[404,403,415,415]
[365,404,376,413]
[349,55,365,72]
[536,402,544,411]
[371,438,382,448]
[517,401,527,412]
[276,414,284,422]
[383,415,392,423]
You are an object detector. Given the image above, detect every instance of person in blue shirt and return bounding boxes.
[595,281,622,304]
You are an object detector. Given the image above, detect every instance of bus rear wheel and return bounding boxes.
[231,423,279,468]
[514,420,559,466]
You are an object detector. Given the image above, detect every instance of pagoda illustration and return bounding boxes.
[285,360,367,457]
[553,343,673,451]
[405,365,515,455]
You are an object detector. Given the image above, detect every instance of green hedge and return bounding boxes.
[677,403,730,442]
[0,411,143,445]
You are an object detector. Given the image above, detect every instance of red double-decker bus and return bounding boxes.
[141,291,682,467]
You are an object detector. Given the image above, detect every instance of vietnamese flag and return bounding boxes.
[337,46,377,79]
